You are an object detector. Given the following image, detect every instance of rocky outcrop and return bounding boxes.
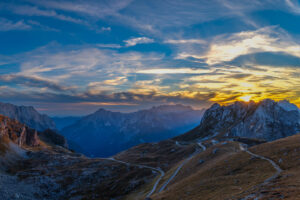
[18,127,27,146]
[177,99,300,141]
[0,102,56,131]
[39,129,68,148]
[0,115,40,147]
[25,130,40,147]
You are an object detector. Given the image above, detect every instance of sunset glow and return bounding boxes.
[239,95,252,102]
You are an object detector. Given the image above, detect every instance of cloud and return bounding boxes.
[228,52,300,67]
[224,73,252,80]
[198,26,300,65]
[285,0,300,14]
[137,68,212,74]
[96,44,122,49]
[99,27,111,32]
[164,39,206,45]
[0,75,74,92]
[124,37,154,47]
[27,20,59,32]
[1,43,165,96]
[4,4,86,25]
[27,0,133,18]
[0,18,31,31]
[0,86,215,108]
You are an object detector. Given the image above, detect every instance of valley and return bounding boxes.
[0,99,299,199]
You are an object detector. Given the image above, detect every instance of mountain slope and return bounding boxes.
[149,134,300,200]
[176,99,300,142]
[0,102,56,131]
[61,104,204,157]
[51,116,82,130]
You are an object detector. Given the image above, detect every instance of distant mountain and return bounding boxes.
[0,102,56,131]
[177,99,300,141]
[52,116,82,130]
[61,104,205,157]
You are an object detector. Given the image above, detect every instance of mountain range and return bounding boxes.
[61,104,205,157]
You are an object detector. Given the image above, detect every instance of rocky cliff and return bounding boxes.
[0,115,40,148]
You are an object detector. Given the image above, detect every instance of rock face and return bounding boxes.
[0,102,56,131]
[177,99,300,141]
[62,104,204,157]
[0,115,40,147]
[0,115,68,149]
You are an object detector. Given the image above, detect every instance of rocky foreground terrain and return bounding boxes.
[0,99,300,199]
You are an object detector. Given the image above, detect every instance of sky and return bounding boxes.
[0,0,300,116]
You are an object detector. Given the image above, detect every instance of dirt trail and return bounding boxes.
[158,141,207,193]
[239,143,283,200]
[105,157,165,197]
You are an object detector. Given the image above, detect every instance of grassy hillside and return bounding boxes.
[148,135,300,200]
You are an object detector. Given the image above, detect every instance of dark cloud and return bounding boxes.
[247,75,282,82]
[0,86,215,108]
[227,52,300,67]
[0,75,74,92]
[225,73,252,79]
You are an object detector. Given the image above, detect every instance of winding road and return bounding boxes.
[104,141,208,197]
[158,141,207,193]
[104,157,165,197]
[239,143,282,184]
[239,143,283,199]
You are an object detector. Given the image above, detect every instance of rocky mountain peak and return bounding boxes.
[278,100,300,112]
[177,99,300,142]
[0,102,56,131]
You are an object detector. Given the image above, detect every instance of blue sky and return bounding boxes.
[0,0,300,116]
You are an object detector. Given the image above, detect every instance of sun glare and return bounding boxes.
[239,95,252,102]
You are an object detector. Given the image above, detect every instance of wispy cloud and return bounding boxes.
[285,0,300,14]
[0,18,31,31]
[96,44,122,49]
[0,74,75,92]
[124,37,154,47]
[26,0,133,18]
[164,39,206,45]
[137,68,211,74]
[1,4,86,25]
[190,26,300,65]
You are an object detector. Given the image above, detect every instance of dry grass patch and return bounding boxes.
[152,141,276,200]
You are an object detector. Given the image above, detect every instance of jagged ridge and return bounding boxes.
[176,99,300,141]
[0,102,56,131]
